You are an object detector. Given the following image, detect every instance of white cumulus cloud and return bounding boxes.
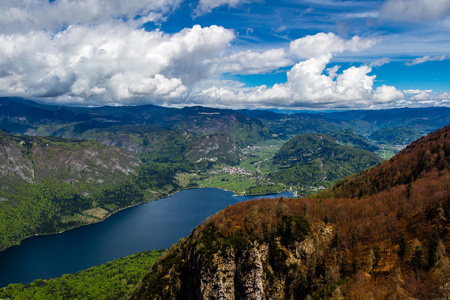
[190,43,404,109]
[397,89,450,107]
[0,24,235,106]
[289,32,377,58]
[373,85,405,103]
[434,91,450,100]
[410,90,432,100]
[205,48,292,75]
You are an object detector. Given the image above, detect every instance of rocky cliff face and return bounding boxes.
[185,133,242,165]
[0,138,35,183]
[129,215,335,300]
[0,132,140,189]
[195,226,334,300]
[76,126,242,165]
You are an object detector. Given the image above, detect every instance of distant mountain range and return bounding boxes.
[239,106,450,139]
[1,97,449,147]
[0,97,271,147]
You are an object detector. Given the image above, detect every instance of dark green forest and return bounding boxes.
[270,134,382,187]
[0,250,165,300]
[0,161,181,251]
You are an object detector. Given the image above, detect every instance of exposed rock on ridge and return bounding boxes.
[129,215,334,300]
[0,132,140,189]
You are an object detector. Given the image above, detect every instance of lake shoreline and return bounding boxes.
[1,186,294,253]
[0,187,295,288]
[0,187,183,253]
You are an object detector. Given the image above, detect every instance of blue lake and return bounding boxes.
[0,188,293,287]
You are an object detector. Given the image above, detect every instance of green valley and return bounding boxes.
[177,134,382,196]
[0,106,426,251]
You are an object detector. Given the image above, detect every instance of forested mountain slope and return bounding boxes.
[130,125,450,299]
[270,133,382,188]
[368,126,422,145]
[328,129,379,152]
[0,131,143,250]
[329,124,450,198]
[74,125,242,166]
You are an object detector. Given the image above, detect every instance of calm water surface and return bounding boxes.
[0,188,293,287]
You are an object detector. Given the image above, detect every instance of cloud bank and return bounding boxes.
[189,33,405,109]
[1,21,439,109]
[0,24,234,106]
[0,0,448,109]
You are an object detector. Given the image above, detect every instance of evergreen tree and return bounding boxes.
[374,244,381,269]
[350,229,357,249]
[332,232,339,249]
[398,232,407,260]
[411,245,425,271]
[437,202,447,232]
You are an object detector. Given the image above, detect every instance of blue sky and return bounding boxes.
[0,0,449,110]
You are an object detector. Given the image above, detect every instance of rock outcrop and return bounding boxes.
[0,131,140,189]
[129,217,335,300]
[185,133,242,165]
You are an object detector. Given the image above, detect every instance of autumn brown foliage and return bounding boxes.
[329,125,450,199]
[200,125,450,298]
[135,125,450,299]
